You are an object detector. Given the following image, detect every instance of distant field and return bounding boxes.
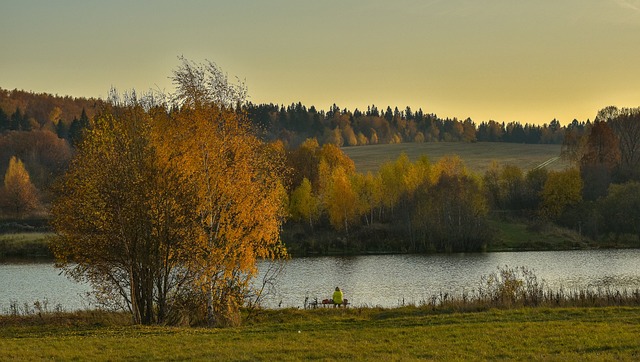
[342,142,571,174]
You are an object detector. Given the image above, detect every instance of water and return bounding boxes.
[2,249,640,312]
[0,261,93,313]
[258,249,640,308]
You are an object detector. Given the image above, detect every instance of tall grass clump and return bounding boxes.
[478,266,545,307]
[420,265,640,312]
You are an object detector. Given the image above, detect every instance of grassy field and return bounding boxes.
[1,307,639,360]
[342,142,571,174]
[0,232,53,259]
[487,219,591,251]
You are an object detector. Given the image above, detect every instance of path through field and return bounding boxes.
[534,156,560,170]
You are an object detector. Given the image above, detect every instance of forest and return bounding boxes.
[0,86,638,255]
[244,102,568,147]
[0,85,578,204]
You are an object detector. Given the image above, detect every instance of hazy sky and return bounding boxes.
[2,0,639,124]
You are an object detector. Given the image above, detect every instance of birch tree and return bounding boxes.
[168,58,287,326]
[2,156,39,218]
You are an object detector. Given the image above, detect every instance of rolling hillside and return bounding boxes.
[342,142,571,174]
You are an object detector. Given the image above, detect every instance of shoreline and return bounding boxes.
[0,230,638,262]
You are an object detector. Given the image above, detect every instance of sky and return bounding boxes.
[1,0,639,125]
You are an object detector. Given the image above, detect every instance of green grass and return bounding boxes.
[342,142,570,174]
[0,232,54,259]
[1,307,639,360]
[488,219,590,251]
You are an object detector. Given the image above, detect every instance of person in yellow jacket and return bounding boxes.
[332,287,344,307]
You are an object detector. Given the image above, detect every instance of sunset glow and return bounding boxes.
[1,0,639,124]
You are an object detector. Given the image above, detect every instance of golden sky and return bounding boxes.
[1,0,639,124]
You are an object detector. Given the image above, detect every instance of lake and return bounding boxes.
[2,249,640,312]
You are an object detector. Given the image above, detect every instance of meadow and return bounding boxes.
[1,307,639,360]
[0,232,52,259]
[342,142,570,174]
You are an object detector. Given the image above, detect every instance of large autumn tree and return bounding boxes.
[601,107,640,181]
[166,57,288,326]
[52,59,287,326]
[51,97,198,325]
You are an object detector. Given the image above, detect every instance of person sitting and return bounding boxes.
[332,287,344,308]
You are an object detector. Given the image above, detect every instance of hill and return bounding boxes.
[342,142,571,174]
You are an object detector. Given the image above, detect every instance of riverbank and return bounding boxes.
[1,306,639,360]
[0,232,52,259]
[1,218,638,261]
[282,217,639,256]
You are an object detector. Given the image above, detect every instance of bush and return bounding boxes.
[478,266,545,307]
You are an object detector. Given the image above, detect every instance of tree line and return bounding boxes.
[0,87,576,220]
[245,102,567,147]
[0,89,577,219]
[0,87,571,151]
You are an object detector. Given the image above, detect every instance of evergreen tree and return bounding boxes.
[384,106,393,121]
[68,117,81,146]
[68,109,90,147]
[10,107,23,130]
[56,119,70,139]
[0,108,9,132]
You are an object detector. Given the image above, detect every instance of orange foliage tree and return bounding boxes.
[52,59,288,327]
[167,58,287,326]
[51,99,198,325]
[2,156,39,218]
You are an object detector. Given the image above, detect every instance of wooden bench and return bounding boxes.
[321,298,349,308]
[305,297,350,309]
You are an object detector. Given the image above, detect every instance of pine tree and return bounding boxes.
[0,108,9,132]
[10,107,23,130]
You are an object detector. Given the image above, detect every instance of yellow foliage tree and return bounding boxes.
[342,125,358,146]
[351,171,383,225]
[541,169,583,220]
[289,177,319,228]
[52,59,288,327]
[316,143,355,199]
[403,155,431,198]
[168,58,287,326]
[324,166,358,233]
[431,154,467,183]
[288,138,321,189]
[319,143,355,175]
[51,101,199,325]
[2,156,39,218]
[378,153,411,215]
